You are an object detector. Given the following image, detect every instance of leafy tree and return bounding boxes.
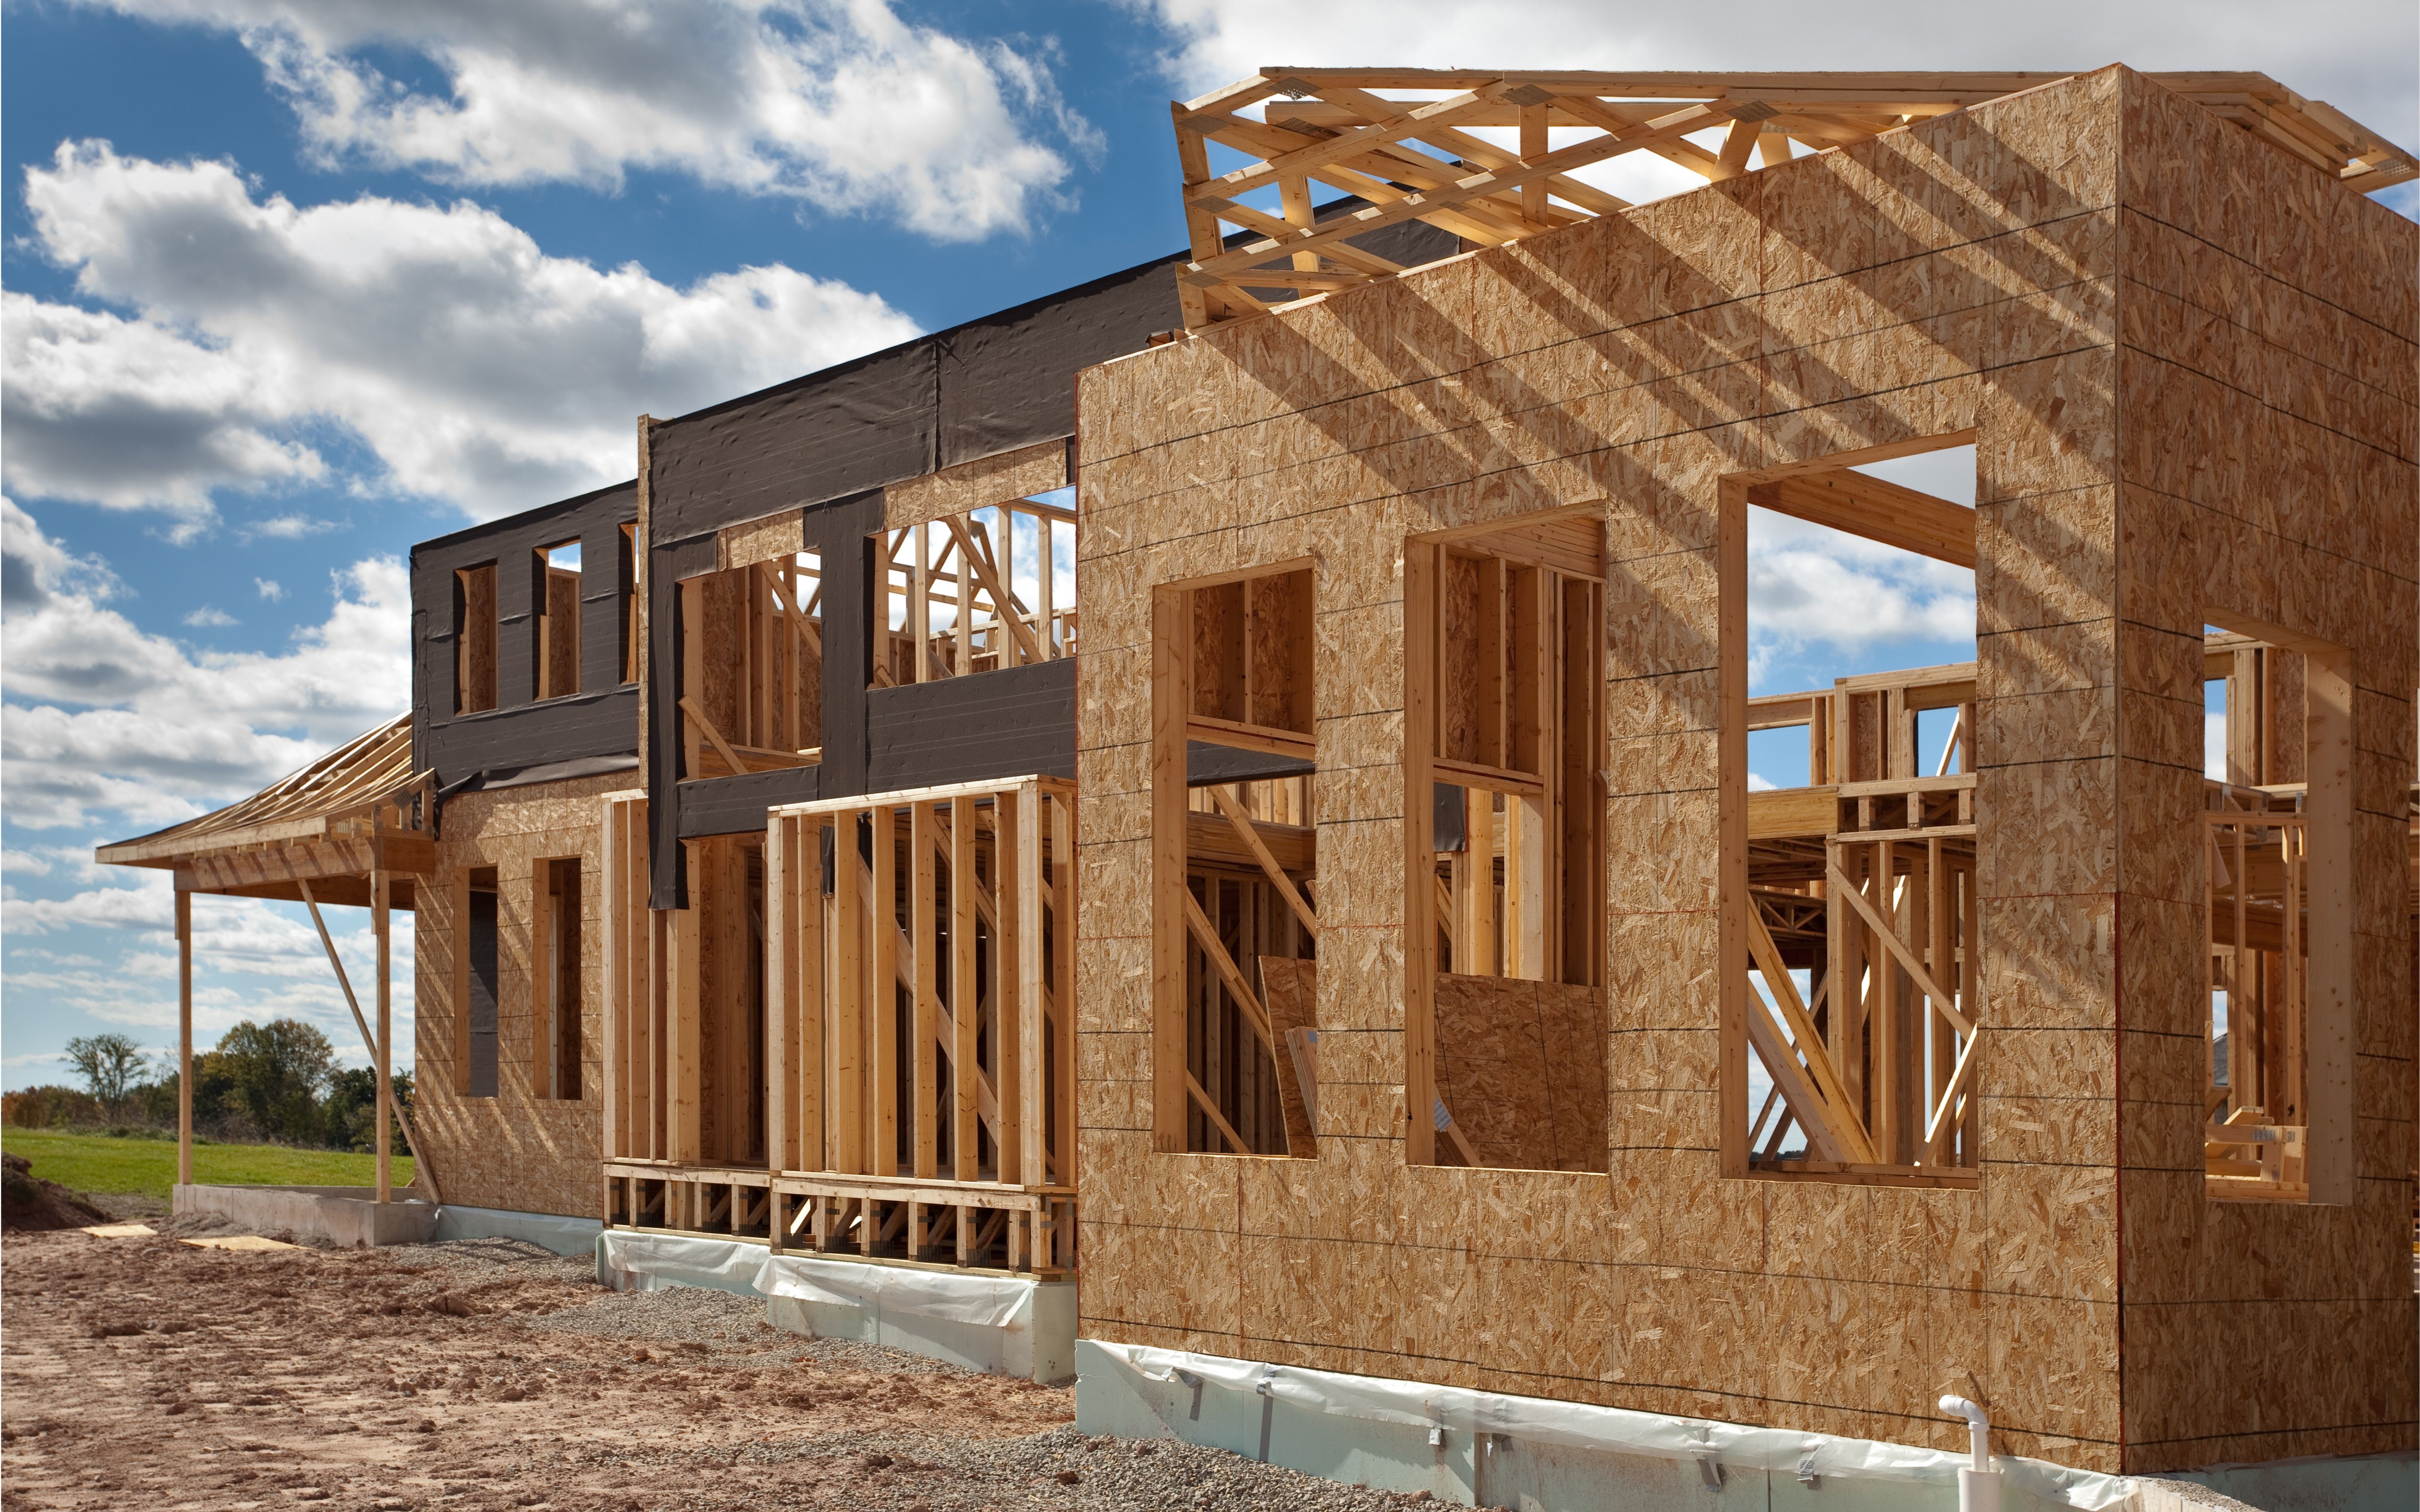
[322,1067,413,1155]
[62,1033,148,1115]
[211,1018,336,1145]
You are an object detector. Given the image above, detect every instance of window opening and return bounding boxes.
[620,523,640,686]
[1152,568,1321,1157]
[453,563,498,714]
[463,867,499,1097]
[1404,514,1607,1171]
[876,494,1075,687]
[1723,440,1982,1182]
[676,551,822,781]
[535,541,582,701]
[2200,625,2351,1202]
[536,856,583,1100]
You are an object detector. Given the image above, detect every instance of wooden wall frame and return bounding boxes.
[2201,613,2355,1206]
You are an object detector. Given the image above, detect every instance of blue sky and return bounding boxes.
[3,0,2413,1091]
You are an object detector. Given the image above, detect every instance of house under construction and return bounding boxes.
[101,64,2418,1503]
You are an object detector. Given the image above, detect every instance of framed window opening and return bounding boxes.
[2199,621,2353,1205]
[1717,435,1986,1186]
[619,523,640,686]
[531,856,584,1101]
[1151,565,1322,1158]
[535,541,582,702]
[458,866,499,1097]
[876,494,1075,688]
[1401,507,1607,1171]
[675,551,823,782]
[453,562,498,715]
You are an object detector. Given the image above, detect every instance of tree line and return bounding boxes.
[2,1020,413,1154]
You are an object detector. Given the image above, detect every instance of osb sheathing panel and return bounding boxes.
[883,439,1067,531]
[415,773,627,1218]
[1073,67,2413,1472]
[2103,73,2419,1473]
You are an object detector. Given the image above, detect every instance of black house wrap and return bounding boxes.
[411,478,641,804]
[405,215,1460,908]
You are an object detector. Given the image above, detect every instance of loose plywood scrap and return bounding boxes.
[182,1235,301,1252]
[1432,972,1606,1172]
[81,1223,156,1238]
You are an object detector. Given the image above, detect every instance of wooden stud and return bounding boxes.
[996,789,1023,1183]
[1717,480,1750,1177]
[175,889,193,1189]
[1152,587,1191,1153]
[912,801,941,1180]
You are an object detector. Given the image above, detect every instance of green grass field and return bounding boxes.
[2,1128,413,1207]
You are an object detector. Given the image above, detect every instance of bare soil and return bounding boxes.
[0,1225,1438,1512]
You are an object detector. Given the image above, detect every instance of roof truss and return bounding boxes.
[1171,69,2418,329]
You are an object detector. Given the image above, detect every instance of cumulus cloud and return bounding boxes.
[4,141,923,521]
[75,0,1093,240]
[246,514,334,540]
[182,606,238,627]
[255,577,284,602]
[1,497,408,831]
[1746,504,1976,692]
[0,294,326,529]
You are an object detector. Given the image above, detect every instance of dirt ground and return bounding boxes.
[0,1222,1442,1512]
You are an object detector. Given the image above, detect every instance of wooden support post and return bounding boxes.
[996,789,1024,1182]
[1151,586,1191,1152]
[373,868,392,1204]
[912,801,941,1180]
[1018,781,1048,1187]
[798,824,825,1173]
[828,818,866,1176]
[870,804,898,1175]
[1463,788,1495,975]
[176,889,194,1189]
[1051,789,1076,1188]
[950,796,979,1180]
[1716,481,1750,1175]
[767,815,797,1177]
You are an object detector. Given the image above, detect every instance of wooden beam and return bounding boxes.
[1183,888,1277,1053]
[1744,902,1877,1164]
[1208,785,1318,940]
[1185,1071,1250,1154]
[1743,469,1976,569]
[1829,861,1972,1035]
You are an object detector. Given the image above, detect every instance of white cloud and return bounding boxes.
[1748,506,1976,656]
[1131,0,2417,165]
[4,142,922,522]
[1,497,408,830]
[183,606,238,627]
[0,294,326,529]
[255,577,284,601]
[75,0,1093,240]
[246,514,333,540]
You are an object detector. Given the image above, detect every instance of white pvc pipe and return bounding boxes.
[1938,1396,2000,1512]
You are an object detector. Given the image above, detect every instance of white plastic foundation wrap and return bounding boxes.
[1085,1341,2138,1510]
[592,1230,1073,1382]
[757,1253,1031,1329]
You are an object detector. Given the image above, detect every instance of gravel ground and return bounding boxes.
[2,1222,1446,1511]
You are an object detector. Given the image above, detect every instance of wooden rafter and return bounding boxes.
[1170,68,2418,329]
